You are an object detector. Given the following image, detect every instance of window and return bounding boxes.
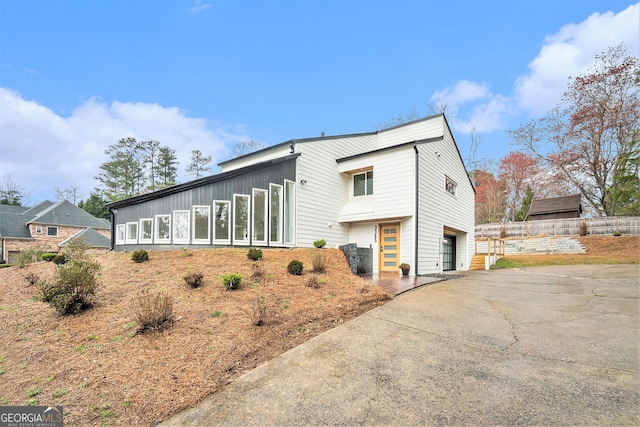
[213,200,231,243]
[193,205,210,244]
[125,222,138,244]
[116,224,125,244]
[173,210,190,244]
[139,218,153,243]
[284,180,295,245]
[445,176,457,196]
[269,184,283,245]
[155,214,171,243]
[47,226,58,237]
[233,194,250,245]
[252,189,267,245]
[353,171,373,197]
[35,226,42,234]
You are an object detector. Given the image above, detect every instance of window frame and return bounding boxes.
[125,222,138,244]
[192,205,211,244]
[284,179,296,245]
[139,218,153,244]
[269,183,283,245]
[154,214,171,244]
[353,170,373,197]
[252,188,268,246]
[213,200,231,244]
[172,210,191,245]
[46,226,58,237]
[115,224,125,245]
[445,176,457,196]
[233,194,251,246]
[35,226,42,235]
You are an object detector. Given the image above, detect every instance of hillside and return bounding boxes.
[0,248,390,426]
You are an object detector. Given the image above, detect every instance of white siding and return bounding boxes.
[415,122,475,274]
[377,116,443,149]
[219,145,292,172]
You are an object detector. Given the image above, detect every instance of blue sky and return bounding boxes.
[1,0,638,204]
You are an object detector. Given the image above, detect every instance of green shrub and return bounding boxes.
[39,258,101,315]
[287,260,304,275]
[247,248,263,261]
[129,289,174,332]
[41,253,57,262]
[313,239,326,248]
[312,253,329,273]
[183,272,204,288]
[131,249,149,263]
[52,254,68,265]
[16,248,43,268]
[222,273,242,290]
[613,230,622,236]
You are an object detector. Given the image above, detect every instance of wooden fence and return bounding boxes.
[475,216,640,239]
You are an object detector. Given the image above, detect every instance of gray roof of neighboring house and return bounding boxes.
[21,200,55,216]
[0,212,33,239]
[0,205,29,215]
[59,228,110,248]
[528,194,582,216]
[28,200,110,229]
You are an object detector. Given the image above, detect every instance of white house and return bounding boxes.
[107,114,475,275]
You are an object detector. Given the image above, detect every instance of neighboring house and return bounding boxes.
[0,200,111,263]
[528,194,582,221]
[106,114,475,275]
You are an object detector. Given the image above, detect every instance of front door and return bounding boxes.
[443,235,456,271]
[379,223,400,272]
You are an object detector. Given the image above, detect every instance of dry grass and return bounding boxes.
[0,248,390,426]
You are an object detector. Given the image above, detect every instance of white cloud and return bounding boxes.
[515,2,640,115]
[0,88,248,204]
[187,0,211,14]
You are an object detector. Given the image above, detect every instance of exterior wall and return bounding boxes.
[529,211,580,221]
[219,145,292,173]
[377,115,444,149]
[415,125,475,274]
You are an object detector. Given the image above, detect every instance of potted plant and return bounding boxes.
[399,263,410,276]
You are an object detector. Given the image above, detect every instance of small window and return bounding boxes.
[116,224,125,244]
[353,171,373,197]
[139,218,153,243]
[445,176,457,196]
[35,226,42,234]
[47,226,58,237]
[125,222,138,244]
[155,214,171,243]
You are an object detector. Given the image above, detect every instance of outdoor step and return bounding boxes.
[469,255,486,270]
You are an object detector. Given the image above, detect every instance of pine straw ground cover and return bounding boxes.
[0,248,390,426]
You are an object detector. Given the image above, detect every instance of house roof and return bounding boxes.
[59,228,111,248]
[27,200,110,229]
[106,153,301,209]
[528,194,582,216]
[0,205,29,215]
[0,212,33,239]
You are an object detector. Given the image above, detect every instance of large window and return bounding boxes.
[213,200,231,243]
[125,222,138,244]
[284,180,295,245]
[353,171,373,197]
[47,226,58,237]
[193,205,210,244]
[252,188,267,245]
[173,210,190,244]
[139,218,153,243]
[269,184,283,245]
[233,194,250,245]
[116,224,125,245]
[155,214,171,243]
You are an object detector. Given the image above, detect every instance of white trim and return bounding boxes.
[213,200,231,244]
[192,205,211,244]
[139,218,153,244]
[154,214,171,244]
[252,188,268,246]
[233,193,250,245]
[269,183,283,245]
[35,226,42,235]
[284,179,296,245]
[115,224,125,245]
[46,226,58,237]
[125,222,138,244]
[172,210,190,245]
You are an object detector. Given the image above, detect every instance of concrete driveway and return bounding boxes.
[160,264,639,426]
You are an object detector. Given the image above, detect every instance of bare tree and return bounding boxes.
[54,184,83,204]
[0,174,28,205]
[232,140,266,158]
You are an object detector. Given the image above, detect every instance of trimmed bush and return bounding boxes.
[287,260,304,275]
[131,249,149,263]
[247,248,263,261]
[313,239,326,248]
[184,272,204,288]
[41,253,57,262]
[222,273,242,290]
[613,230,622,236]
[129,289,174,332]
[312,253,329,273]
[52,254,68,265]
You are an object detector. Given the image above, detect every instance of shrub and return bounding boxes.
[129,289,174,332]
[39,258,101,315]
[313,239,326,248]
[24,272,40,287]
[249,294,281,326]
[251,263,266,283]
[41,253,57,262]
[287,260,304,275]
[613,230,622,236]
[222,273,242,290]
[312,253,329,273]
[52,254,68,265]
[499,224,507,239]
[579,220,588,236]
[131,249,149,263]
[16,248,43,268]
[247,248,263,261]
[306,273,322,289]
[184,272,204,288]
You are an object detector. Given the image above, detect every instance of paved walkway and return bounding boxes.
[359,273,442,295]
[160,264,639,426]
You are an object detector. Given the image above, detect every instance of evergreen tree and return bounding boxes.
[514,187,534,221]
[186,149,212,180]
[156,146,179,187]
[78,192,110,220]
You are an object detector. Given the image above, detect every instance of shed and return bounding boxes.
[528,194,582,220]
